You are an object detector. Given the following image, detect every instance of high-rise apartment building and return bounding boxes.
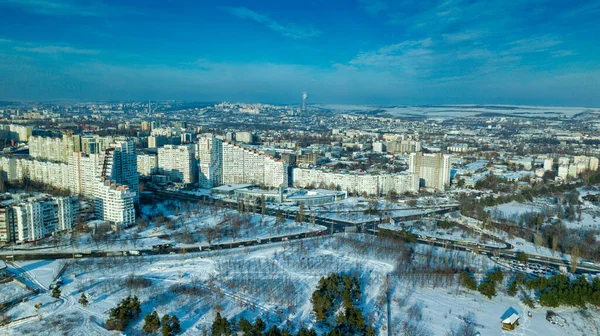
[198,134,222,188]
[221,141,288,188]
[292,168,419,195]
[409,152,451,191]
[95,178,136,228]
[108,139,139,201]
[148,135,167,148]
[386,140,422,154]
[9,195,78,243]
[137,153,158,176]
[0,124,33,142]
[197,135,288,189]
[158,144,196,184]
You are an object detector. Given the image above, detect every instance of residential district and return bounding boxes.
[0,101,599,335]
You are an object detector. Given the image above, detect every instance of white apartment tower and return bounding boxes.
[409,152,451,191]
[95,178,136,228]
[197,136,288,189]
[108,139,139,201]
[198,135,222,188]
[137,153,158,176]
[158,144,196,184]
[11,196,78,242]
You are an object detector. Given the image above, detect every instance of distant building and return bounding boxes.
[292,168,419,196]
[386,140,421,153]
[235,131,255,144]
[373,142,386,153]
[447,144,469,153]
[0,124,32,142]
[148,135,167,148]
[543,158,553,172]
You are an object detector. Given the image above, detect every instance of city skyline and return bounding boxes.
[0,0,599,106]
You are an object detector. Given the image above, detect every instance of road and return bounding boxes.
[1,189,599,275]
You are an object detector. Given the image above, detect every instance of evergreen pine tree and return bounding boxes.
[79,293,88,306]
[51,286,61,299]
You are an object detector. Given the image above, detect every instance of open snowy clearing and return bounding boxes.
[1,233,598,335]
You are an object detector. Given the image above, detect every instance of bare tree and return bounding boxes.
[571,246,580,273]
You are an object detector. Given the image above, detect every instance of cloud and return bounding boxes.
[350,39,435,73]
[346,32,573,82]
[505,36,562,54]
[1,52,599,106]
[226,7,321,39]
[551,50,576,58]
[13,45,99,55]
[442,31,486,44]
[0,0,136,17]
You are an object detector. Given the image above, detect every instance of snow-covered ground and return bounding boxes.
[487,201,548,222]
[16,259,65,289]
[2,200,325,254]
[380,219,506,248]
[391,280,600,336]
[2,234,598,335]
[318,104,594,119]
[454,213,570,260]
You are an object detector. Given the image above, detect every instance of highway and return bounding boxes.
[1,189,599,276]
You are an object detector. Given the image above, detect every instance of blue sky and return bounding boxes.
[0,0,599,106]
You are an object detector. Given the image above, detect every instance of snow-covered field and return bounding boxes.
[487,201,548,222]
[2,234,598,335]
[318,104,597,119]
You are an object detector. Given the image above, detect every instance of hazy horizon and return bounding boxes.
[1,0,599,106]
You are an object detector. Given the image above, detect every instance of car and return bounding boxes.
[74,254,83,258]
[169,251,176,255]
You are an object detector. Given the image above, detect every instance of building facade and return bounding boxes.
[137,153,158,176]
[95,179,136,228]
[409,152,452,191]
[292,168,419,196]
[158,144,196,183]
[8,195,78,243]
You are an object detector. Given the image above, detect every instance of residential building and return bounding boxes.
[148,135,167,148]
[235,131,255,144]
[409,152,452,191]
[10,195,78,242]
[137,153,158,176]
[198,134,222,188]
[543,158,553,172]
[292,168,419,195]
[95,178,136,228]
[386,140,421,153]
[158,144,196,183]
[373,142,386,153]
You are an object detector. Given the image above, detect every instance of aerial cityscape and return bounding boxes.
[1,1,600,336]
